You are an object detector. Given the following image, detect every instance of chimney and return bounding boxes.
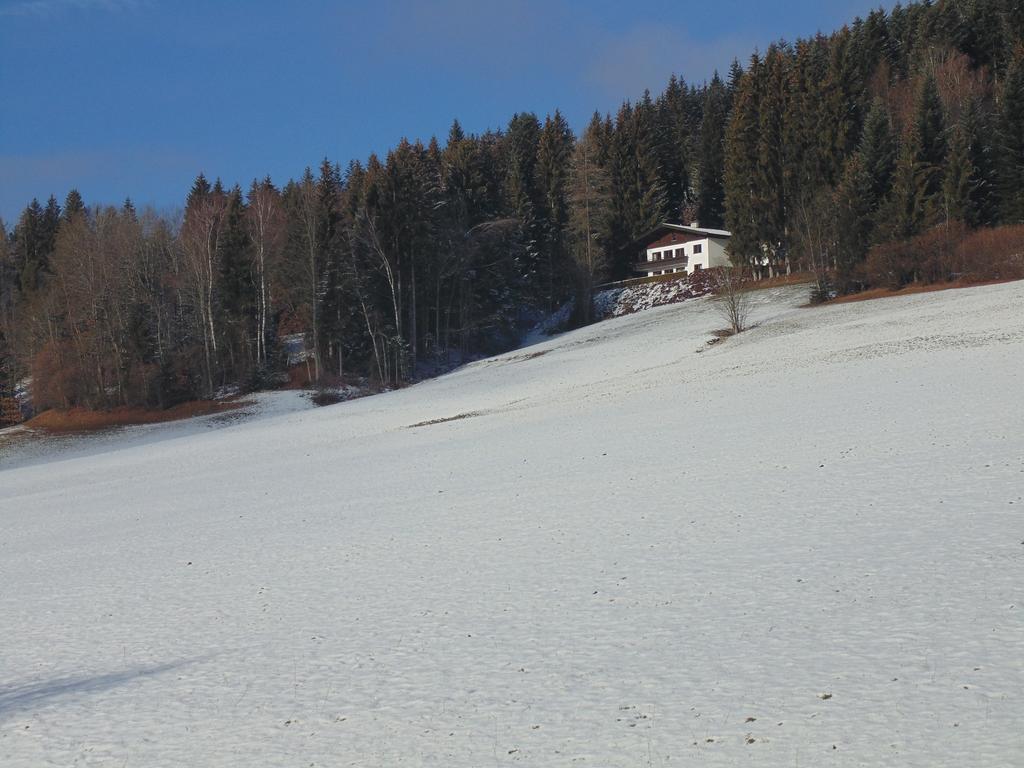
[689,221,700,229]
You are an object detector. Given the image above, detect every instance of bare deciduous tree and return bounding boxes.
[568,127,610,325]
[181,190,226,396]
[246,179,284,368]
[710,267,751,335]
[791,188,838,304]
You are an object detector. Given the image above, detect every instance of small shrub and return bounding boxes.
[310,388,344,407]
[709,267,752,334]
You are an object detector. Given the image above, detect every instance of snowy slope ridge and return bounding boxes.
[2,282,1023,767]
[524,274,710,344]
[592,274,711,319]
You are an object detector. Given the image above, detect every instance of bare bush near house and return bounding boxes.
[710,267,751,335]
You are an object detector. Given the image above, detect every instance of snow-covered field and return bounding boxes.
[0,390,319,473]
[1,282,1022,767]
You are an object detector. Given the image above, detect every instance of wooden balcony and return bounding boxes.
[634,254,690,273]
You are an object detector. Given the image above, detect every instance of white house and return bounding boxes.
[631,222,732,277]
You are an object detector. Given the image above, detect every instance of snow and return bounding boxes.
[524,274,711,347]
[0,391,317,473]
[2,281,1023,767]
[520,299,575,346]
[654,223,732,238]
[593,274,711,319]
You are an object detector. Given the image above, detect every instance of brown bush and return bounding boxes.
[30,341,82,411]
[863,221,1003,290]
[27,399,248,433]
[956,225,1024,282]
[864,239,914,290]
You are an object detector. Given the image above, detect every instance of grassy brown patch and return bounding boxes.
[406,411,483,429]
[826,277,1021,305]
[26,399,252,433]
[509,349,550,363]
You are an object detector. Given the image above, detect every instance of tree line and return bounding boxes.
[724,0,1024,296]
[2,0,1023,411]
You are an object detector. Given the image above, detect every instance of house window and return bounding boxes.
[693,243,703,254]
[693,264,702,271]
[675,248,686,262]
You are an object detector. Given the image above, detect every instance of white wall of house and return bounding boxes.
[643,237,731,277]
[705,238,732,269]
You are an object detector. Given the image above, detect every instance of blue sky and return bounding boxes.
[0,0,892,224]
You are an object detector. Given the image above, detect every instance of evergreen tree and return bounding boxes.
[784,37,829,201]
[696,72,729,228]
[878,142,926,241]
[0,219,13,361]
[187,173,212,209]
[727,58,745,99]
[504,112,543,281]
[997,54,1024,223]
[13,199,45,293]
[37,195,62,284]
[834,154,876,290]
[505,113,542,219]
[756,46,788,273]
[443,121,490,226]
[631,92,667,234]
[606,102,635,275]
[568,114,612,321]
[536,110,574,308]
[724,54,762,268]
[859,100,897,205]
[910,73,948,226]
[62,189,86,223]
[606,97,666,276]
[316,159,352,377]
[943,122,975,225]
[819,28,864,185]
[447,118,465,145]
[655,75,693,219]
[961,96,999,227]
[218,185,255,378]
[853,8,895,85]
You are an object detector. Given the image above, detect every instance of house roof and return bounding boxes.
[626,222,732,253]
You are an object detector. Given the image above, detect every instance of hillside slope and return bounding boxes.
[1,283,1022,767]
